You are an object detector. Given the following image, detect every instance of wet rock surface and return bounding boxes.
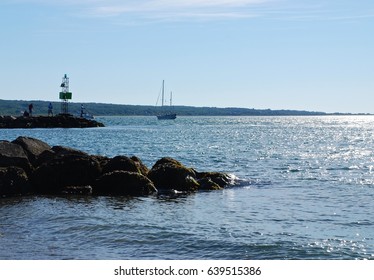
[148,157,199,192]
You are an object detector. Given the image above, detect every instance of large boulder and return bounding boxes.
[92,155,110,172]
[35,145,94,167]
[0,141,32,174]
[35,149,57,167]
[130,156,149,176]
[0,166,31,197]
[197,177,223,190]
[32,154,101,194]
[52,145,90,157]
[195,171,233,189]
[12,136,52,166]
[94,171,157,196]
[102,156,141,175]
[147,157,199,192]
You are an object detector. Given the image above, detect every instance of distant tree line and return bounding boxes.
[0,99,366,117]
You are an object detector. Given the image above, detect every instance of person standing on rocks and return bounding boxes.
[48,102,53,116]
[28,103,33,116]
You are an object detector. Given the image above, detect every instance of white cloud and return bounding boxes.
[9,0,269,20]
[84,0,269,20]
[8,0,374,22]
[9,0,266,8]
[146,0,266,8]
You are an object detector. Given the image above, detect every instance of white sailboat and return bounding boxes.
[157,80,177,120]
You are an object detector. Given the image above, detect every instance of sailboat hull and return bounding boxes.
[157,113,177,120]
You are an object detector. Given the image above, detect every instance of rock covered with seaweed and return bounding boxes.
[0,136,237,198]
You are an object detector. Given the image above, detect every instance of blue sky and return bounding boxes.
[0,0,373,113]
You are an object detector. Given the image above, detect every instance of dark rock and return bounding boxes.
[35,149,56,167]
[12,136,52,166]
[196,171,233,188]
[102,156,141,174]
[148,157,199,192]
[197,177,223,190]
[94,171,157,196]
[35,146,89,168]
[32,154,101,194]
[52,145,89,157]
[130,156,149,176]
[0,166,31,197]
[92,155,110,171]
[0,136,234,198]
[153,157,184,168]
[0,141,32,174]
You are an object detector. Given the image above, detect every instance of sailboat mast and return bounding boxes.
[161,80,165,107]
[170,91,172,106]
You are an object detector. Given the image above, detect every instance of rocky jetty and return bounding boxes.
[0,136,235,198]
[0,115,104,129]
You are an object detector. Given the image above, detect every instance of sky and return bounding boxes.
[0,0,373,113]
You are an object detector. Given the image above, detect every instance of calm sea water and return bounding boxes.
[0,116,373,260]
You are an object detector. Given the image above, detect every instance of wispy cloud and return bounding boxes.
[83,0,269,20]
[9,0,269,21]
[7,0,374,23]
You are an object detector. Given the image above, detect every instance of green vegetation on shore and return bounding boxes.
[0,99,367,117]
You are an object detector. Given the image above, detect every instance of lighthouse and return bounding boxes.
[59,74,72,115]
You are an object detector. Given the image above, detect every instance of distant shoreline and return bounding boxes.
[0,99,371,117]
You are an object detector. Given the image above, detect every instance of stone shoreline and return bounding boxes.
[0,136,235,198]
[0,115,104,128]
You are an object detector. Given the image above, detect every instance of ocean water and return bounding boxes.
[0,116,373,260]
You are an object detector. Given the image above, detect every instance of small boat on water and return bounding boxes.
[157,80,177,120]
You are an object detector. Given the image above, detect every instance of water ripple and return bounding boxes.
[1,116,374,259]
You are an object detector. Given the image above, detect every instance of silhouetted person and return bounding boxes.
[48,102,53,116]
[28,104,33,116]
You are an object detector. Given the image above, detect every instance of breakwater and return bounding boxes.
[0,115,104,128]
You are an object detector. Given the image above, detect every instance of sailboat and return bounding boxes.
[157,80,177,120]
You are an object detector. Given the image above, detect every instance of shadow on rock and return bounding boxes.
[94,171,157,196]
